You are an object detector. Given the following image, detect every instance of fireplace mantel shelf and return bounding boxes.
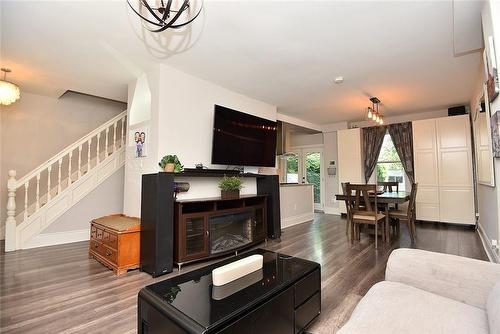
[163,171,268,178]
[175,194,267,203]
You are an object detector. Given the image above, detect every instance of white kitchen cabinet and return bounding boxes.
[413,115,475,225]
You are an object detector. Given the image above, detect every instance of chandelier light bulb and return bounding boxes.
[367,108,372,119]
[380,118,384,125]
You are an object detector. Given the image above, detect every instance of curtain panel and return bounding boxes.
[388,122,415,183]
[362,126,387,183]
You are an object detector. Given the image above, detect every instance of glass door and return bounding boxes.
[302,148,324,211]
[182,215,208,260]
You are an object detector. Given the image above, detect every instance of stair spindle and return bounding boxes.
[105,128,109,157]
[97,132,101,163]
[5,170,17,252]
[36,174,40,210]
[47,165,52,201]
[68,151,73,185]
[87,138,91,172]
[58,159,62,193]
[121,117,125,147]
[78,145,82,178]
[113,122,117,152]
[24,182,29,220]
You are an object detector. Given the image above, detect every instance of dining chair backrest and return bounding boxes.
[378,181,399,193]
[346,183,378,217]
[341,182,351,219]
[341,181,350,205]
[407,183,418,217]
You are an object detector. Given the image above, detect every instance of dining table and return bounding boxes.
[335,190,411,242]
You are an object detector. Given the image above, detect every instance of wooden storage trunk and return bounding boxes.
[89,214,141,275]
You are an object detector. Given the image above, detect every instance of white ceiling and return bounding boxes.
[1,0,484,124]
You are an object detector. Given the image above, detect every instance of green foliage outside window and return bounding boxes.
[286,155,298,173]
[377,134,405,189]
[306,153,321,203]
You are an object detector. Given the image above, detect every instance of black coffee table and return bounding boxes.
[138,249,321,334]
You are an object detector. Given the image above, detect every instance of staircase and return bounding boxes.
[4,111,127,251]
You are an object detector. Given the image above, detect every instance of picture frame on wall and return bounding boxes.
[484,35,499,103]
[129,127,148,158]
[491,110,500,158]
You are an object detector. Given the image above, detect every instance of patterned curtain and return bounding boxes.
[362,126,387,183]
[388,122,415,183]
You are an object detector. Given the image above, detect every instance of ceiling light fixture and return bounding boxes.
[334,76,344,84]
[365,97,384,126]
[128,0,203,33]
[0,68,20,106]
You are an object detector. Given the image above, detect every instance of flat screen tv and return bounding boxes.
[211,105,277,167]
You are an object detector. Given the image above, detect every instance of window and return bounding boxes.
[376,133,406,190]
[284,154,299,183]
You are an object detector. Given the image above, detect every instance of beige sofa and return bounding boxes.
[338,249,500,334]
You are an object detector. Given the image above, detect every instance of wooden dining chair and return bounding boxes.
[341,182,351,236]
[388,183,418,243]
[378,181,399,209]
[378,181,399,193]
[345,184,386,249]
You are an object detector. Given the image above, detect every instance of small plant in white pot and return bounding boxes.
[159,155,183,173]
[218,176,243,199]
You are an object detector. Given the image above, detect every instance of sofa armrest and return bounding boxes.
[385,248,500,309]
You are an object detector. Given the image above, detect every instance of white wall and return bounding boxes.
[477,0,500,261]
[123,64,278,217]
[289,133,323,147]
[123,68,160,218]
[323,131,340,214]
[0,91,126,239]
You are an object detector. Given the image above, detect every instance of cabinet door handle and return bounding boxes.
[106,250,112,256]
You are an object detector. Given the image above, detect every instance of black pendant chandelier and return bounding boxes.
[366,97,384,125]
[127,0,203,33]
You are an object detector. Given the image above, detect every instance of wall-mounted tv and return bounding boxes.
[211,105,277,167]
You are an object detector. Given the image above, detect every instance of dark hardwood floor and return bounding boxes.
[0,214,487,334]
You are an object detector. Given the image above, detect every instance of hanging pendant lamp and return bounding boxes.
[0,68,20,106]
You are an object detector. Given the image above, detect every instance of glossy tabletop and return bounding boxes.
[141,248,320,331]
[335,191,410,204]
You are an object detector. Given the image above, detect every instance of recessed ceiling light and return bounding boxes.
[334,76,344,84]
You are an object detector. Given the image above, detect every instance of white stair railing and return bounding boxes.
[4,111,127,251]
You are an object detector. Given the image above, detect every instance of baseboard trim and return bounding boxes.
[477,223,499,263]
[281,212,315,229]
[22,229,90,250]
[323,207,340,215]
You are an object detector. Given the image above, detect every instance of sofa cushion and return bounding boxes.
[337,281,489,334]
[487,281,500,334]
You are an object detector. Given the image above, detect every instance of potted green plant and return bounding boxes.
[159,155,183,173]
[218,176,243,199]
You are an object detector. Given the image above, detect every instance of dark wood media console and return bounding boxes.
[175,195,267,269]
[140,172,281,277]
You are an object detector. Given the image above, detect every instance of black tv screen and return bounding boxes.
[211,105,277,167]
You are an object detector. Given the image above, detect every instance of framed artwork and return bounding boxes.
[484,36,499,103]
[491,110,500,158]
[129,128,147,158]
